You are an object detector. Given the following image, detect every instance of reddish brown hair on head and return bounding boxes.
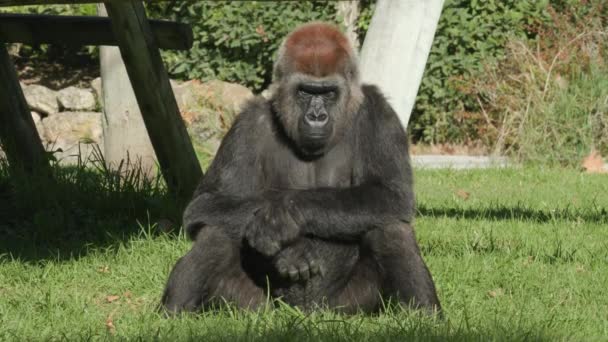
[284,22,353,77]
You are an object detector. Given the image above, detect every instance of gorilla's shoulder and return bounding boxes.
[232,96,273,128]
[238,96,271,118]
[361,84,391,110]
[361,84,385,101]
[360,84,400,123]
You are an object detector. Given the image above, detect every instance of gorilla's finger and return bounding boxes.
[258,238,280,257]
[288,266,299,281]
[275,257,288,270]
[298,263,310,281]
[278,266,289,278]
[308,258,320,276]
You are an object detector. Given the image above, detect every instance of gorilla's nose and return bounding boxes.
[304,111,329,127]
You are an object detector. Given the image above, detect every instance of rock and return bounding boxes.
[171,80,254,153]
[23,84,59,116]
[41,111,104,164]
[31,112,45,138]
[31,112,41,125]
[260,83,278,100]
[91,77,103,103]
[172,79,254,116]
[186,107,224,157]
[57,86,97,111]
[200,80,254,113]
[169,79,181,88]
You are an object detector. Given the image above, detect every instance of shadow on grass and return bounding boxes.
[119,305,561,342]
[0,152,183,262]
[417,203,608,224]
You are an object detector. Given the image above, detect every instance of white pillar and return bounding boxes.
[359,0,444,129]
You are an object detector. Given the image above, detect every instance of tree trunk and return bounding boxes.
[359,0,444,129]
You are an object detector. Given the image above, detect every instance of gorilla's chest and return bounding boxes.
[261,143,355,190]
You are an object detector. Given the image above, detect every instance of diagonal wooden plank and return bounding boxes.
[0,43,51,176]
[103,1,202,202]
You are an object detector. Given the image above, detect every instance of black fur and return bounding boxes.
[161,85,441,314]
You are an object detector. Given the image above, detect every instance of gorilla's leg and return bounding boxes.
[365,222,441,313]
[161,226,265,314]
[330,223,441,314]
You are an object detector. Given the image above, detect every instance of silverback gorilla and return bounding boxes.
[161,22,441,314]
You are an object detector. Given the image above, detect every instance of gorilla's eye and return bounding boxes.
[324,91,337,100]
[297,89,312,98]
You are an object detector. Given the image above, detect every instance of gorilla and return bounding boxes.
[161,22,441,315]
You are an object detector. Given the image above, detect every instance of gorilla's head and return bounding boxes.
[271,22,363,157]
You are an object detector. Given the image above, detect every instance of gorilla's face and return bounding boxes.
[274,75,351,157]
[294,81,338,155]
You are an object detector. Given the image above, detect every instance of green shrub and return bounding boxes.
[468,2,608,165]
[147,1,339,91]
[409,0,549,144]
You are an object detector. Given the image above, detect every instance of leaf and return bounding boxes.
[106,295,120,303]
[455,189,471,200]
[582,150,606,174]
[97,266,110,274]
[487,288,504,298]
[105,314,116,335]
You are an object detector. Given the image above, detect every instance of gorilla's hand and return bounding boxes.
[245,192,300,257]
[274,239,323,282]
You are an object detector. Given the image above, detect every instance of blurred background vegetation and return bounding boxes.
[1,0,607,166]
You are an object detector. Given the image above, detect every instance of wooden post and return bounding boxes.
[0,43,51,176]
[103,1,202,201]
[97,4,158,180]
[359,0,444,129]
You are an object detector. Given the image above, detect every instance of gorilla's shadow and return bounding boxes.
[416,203,608,224]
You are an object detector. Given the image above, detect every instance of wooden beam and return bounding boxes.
[0,43,51,176]
[0,0,142,6]
[103,1,202,201]
[0,13,193,50]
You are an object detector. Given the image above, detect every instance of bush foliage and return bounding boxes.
[147,1,339,91]
[410,0,549,144]
[468,2,608,165]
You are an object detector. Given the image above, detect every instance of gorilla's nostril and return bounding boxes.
[306,113,328,124]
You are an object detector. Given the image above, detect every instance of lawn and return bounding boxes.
[0,166,607,341]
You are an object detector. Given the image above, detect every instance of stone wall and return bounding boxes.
[2,78,255,166]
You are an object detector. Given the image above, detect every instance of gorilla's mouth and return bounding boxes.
[299,135,331,156]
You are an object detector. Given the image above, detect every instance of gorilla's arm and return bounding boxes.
[182,102,266,240]
[291,88,414,241]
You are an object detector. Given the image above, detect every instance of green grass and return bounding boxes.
[1,165,607,341]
